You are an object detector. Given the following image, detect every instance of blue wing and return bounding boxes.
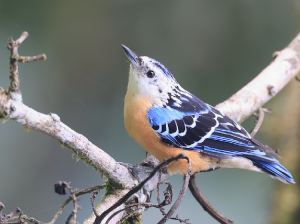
[147,87,295,183]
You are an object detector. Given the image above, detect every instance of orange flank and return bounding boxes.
[124,89,218,175]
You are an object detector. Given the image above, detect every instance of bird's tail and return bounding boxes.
[251,159,295,184]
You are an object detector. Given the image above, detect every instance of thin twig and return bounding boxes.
[250,108,272,138]
[12,214,43,224]
[16,32,29,45]
[158,157,191,224]
[56,182,81,224]
[106,172,190,224]
[110,162,189,224]
[91,190,101,217]
[188,174,234,224]
[157,182,189,224]
[66,186,82,224]
[6,32,46,93]
[157,170,173,208]
[7,185,105,224]
[156,174,167,220]
[0,207,21,223]
[249,108,279,157]
[17,54,47,63]
[1,33,136,187]
[106,182,181,224]
[95,154,187,224]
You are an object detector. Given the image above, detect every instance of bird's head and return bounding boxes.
[122,45,179,107]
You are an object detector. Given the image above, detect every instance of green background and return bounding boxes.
[0,1,299,223]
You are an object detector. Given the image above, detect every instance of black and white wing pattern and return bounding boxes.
[147,86,295,183]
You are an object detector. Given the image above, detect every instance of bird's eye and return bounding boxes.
[146,70,155,78]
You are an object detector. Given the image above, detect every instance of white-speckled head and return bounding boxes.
[122,45,178,107]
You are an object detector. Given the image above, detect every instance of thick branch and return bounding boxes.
[6,101,136,187]
[84,156,169,224]
[216,32,300,123]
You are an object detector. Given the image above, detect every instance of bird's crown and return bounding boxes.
[123,45,187,107]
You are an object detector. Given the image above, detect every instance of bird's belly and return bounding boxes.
[124,95,217,174]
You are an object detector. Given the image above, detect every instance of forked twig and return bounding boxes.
[105,157,191,224]
[157,157,191,224]
[66,187,82,224]
[6,32,46,93]
[95,153,189,224]
[156,181,190,224]
[6,184,105,224]
[0,207,21,224]
[188,174,234,224]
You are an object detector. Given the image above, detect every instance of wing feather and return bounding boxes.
[147,91,275,163]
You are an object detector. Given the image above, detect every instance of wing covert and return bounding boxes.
[147,93,275,163]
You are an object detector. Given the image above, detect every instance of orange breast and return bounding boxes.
[124,91,214,175]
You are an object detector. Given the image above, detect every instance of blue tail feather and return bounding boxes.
[252,159,295,184]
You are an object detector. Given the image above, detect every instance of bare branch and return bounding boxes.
[91,190,101,217]
[60,183,82,224]
[50,184,104,224]
[17,54,47,63]
[106,181,190,224]
[94,154,187,224]
[157,157,191,224]
[16,31,29,45]
[1,32,137,188]
[188,175,234,224]
[156,181,190,224]
[6,185,105,224]
[250,108,272,138]
[0,207,21,224]
[1,31,300,224]
[216,32,300,123]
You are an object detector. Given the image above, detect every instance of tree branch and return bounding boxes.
[4,184,105,224]
[94,154,188,224]
[215,32,300,123]
[188,175,234,224]
[1,32,137,188]
[1,31,300,224]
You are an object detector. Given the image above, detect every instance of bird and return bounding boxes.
[122,45,295,184]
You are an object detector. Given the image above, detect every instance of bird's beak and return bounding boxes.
[122,45,140,69]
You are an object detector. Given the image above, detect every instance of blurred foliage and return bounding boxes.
[0,1,299,224]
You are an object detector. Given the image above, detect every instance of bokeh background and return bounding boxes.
[0,1,299,223]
